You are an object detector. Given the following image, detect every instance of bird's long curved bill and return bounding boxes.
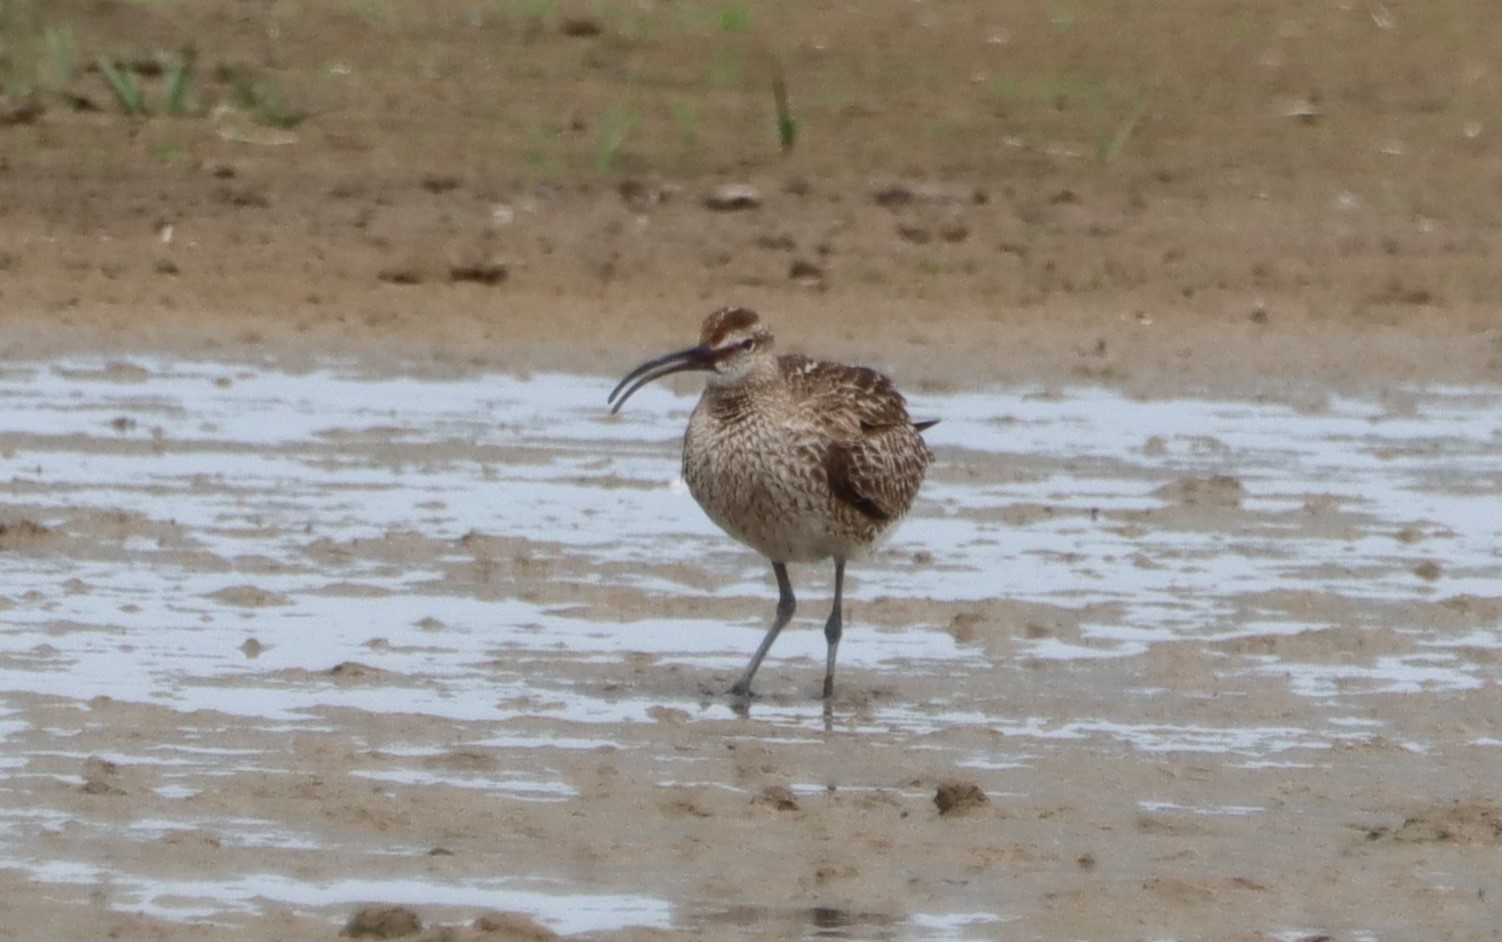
[607,345,716,413]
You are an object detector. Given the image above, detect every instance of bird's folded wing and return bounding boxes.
[782,355,932,522]
[822,427,929,521]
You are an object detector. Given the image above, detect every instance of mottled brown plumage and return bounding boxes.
[608,307,936,699]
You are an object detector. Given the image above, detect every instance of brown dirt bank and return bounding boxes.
[1,0,1499,393]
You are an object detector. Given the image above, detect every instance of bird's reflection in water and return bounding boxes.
[718,691,840,733]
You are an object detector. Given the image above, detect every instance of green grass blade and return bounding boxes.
[98,58,147,115]
[163,49,197,116]
[671,99,698,142]
[224,67,259,109]
[228,72,309,129]
[1101,94,1147,161]
[772,68,797,153]
[717,2,751,33]
[596,105,636,172]
[43,26,76,88]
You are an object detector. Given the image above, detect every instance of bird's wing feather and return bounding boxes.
[781,355,932,521]
[779,355,910,430]
[823,441,893,521]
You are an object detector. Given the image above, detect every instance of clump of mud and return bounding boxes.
[753,785,800,811]
[1154,473,1244,509]
[0,519,59,550]
[933,781,988,816]
[472,912,558,940]
[343,906,421,938]
[79,755,126,796]
[1365,802,1502,845]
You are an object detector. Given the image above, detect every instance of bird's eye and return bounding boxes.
[740,338,756,351]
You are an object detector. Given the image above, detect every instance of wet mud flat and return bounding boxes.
[0,358,1499,940]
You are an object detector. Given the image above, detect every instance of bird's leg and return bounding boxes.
[822,558,845,700]
[729,562,795,698]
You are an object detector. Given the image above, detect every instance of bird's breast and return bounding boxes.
[681,399,888,563]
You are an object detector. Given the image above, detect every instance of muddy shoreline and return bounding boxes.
[1,360,1498,940]
[4,0,1502,937]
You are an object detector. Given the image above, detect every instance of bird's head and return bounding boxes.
[608,307,774,413]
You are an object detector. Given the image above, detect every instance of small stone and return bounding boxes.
[376,265,424,286]
[215,185,270,208]
[938,221,969,243]
[0,96,44,126]
[873,181,983,207]
[753,233,797,251]
[703,184,762,211]
[419,174,460,194]
[788,258,825,288]
[449,261,509,286]
[617,178,651,209]
[560,16,602,37]
[1282,98,1322,123]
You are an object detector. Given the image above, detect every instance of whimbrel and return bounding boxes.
[608,307,936,699]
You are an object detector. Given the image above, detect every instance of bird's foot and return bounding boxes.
[728,681,756,699]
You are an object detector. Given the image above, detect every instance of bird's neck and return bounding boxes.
[701,359,782,426]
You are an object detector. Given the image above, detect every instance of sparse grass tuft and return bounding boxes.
[225,68,309,128]
[512,0,558,22]
[162,49,197,116]
[596,104,638,172]
[98,58,148,115]
[42,26,76,88]
[1046,2,1078,33]
[772,66,797,153]
[717,2,751,34]
[96,51,200,118]
[671,99,699,142]
[1099,94,1147,161]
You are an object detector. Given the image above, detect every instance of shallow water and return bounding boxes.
[1,359,1499,936]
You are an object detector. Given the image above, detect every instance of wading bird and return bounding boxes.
[608,307,936,698]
